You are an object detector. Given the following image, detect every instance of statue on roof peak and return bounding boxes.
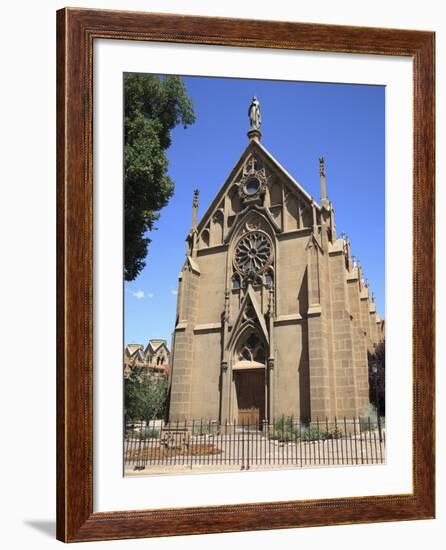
[248,96,261,130]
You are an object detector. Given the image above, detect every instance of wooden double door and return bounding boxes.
[235,369,265,426]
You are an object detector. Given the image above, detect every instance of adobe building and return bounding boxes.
[168,99,384,424]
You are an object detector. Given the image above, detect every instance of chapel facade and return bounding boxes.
[168,102,384,424]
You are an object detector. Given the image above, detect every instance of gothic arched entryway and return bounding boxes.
[234,370,265,425]
[232,329,266,425]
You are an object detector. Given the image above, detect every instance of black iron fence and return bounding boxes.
[124,417,386,472]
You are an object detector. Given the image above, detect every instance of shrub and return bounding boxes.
[192,424,211,436]
[323,426,343,439]
[268,429,296,443]
[273,415,294,431]
[299,426,322,442]
[274,415,299,434]
[268,424,343,443]
[358,404,381,432]
[299,425,343,441]
[139,427,160,439]
[267,417,343,443]
[268,415,299,442]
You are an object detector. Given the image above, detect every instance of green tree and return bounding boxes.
[124,368,169,424]
[124,73,195,281]
[368,340,385,417]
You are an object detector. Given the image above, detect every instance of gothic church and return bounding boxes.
[168,100,384,424]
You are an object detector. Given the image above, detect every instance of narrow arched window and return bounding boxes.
[201,229,210,248]
[265,268,274,288]
[232,273,241,290]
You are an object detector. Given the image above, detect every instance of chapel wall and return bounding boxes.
[327,251,358,418]
[274,322,308,419]
[195,248,227,325]
[169,267,200,421]
[276,234,308,317]
[188,330,222,420]
[306,243,332,420]
[347,273,370,412]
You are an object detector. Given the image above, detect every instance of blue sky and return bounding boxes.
[125,76,385,347]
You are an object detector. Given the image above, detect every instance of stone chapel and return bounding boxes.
[168,100,384,424]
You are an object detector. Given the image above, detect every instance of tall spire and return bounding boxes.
[247,96,262,142]
[319,156,328,207]
[191,189,199,230]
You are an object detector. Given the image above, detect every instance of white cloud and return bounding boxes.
[126,289,154,300]
[171,290,178,295]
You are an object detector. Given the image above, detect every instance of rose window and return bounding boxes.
[234,231,272,274]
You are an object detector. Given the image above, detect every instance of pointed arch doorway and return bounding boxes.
[232,329,267,426]
[234,368,265,425]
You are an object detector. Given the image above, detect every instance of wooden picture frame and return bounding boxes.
[56,7,435,542]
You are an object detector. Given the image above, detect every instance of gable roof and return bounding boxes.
[146,339,170,354]
[256,140,316,205]
[126,343,144,356]
[196,139,320,235]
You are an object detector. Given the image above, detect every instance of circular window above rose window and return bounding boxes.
[245,177,260,196]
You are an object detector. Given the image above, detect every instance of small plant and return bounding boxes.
[268,429,296,443]
[323,426,343,439]
[298,426,320,442]
[300,426,331,441]
[192,424,211,436]
[273,415,294,431]
[291,424,343,442]
[267,415,299,442]
[266,416,344,443]
[140,427,160,439]
[359,404,379,432]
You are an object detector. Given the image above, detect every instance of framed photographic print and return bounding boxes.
[56,7,435,542]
